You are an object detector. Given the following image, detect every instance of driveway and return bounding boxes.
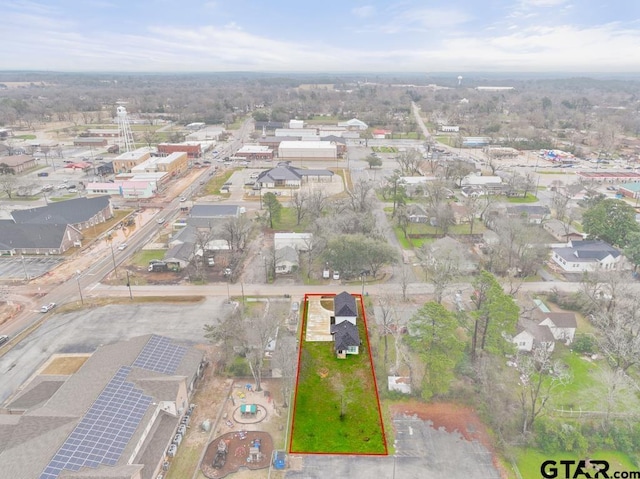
[304,296,333,342]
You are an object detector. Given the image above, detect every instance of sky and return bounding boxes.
[2,0,640,73]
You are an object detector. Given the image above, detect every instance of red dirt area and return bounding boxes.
[390,401,508,478]
[201,431,273,479]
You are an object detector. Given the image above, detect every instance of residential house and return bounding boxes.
[407,203,429,223]
[275,246,299,274]
[551,240,622,272]
[333,291,357,325]
[543,219,584,243]
[274,232,312,252]
[330,321,360,358]
[512,319,556,352]
[536,311,577,345]
[507,205,551,224]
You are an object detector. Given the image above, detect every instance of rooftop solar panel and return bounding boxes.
[132,335,187,375]
[39,366,152,479]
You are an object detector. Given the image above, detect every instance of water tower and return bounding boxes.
[116,106,135,153]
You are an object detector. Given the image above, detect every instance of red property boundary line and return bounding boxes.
[288,292,388,456]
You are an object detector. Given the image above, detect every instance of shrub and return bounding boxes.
[572,334,598,355]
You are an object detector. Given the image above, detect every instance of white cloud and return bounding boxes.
[521,0,569,6]
[352,5,376,18]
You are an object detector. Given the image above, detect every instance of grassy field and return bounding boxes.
[515,448,638,478]
[506,193,539,203]
[289,297,387,454]
[41,356,89,375]
[551,346,640,412]
[132,249,166,267]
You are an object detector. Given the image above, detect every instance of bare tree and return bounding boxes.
[290,191,307,225]
[220,215,252,252]
[271,328,298,408]
[396,148,422,175]
[348,178,375,213]
[416,241,462,303]
[517,347,571,434]
[0,171,21,199]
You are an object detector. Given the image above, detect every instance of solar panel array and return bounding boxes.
[39,366,152,479]
[132,334,187,375]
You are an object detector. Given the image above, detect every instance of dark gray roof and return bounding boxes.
[321,135,346,144]
[5,377,66,411]
[330,321,360,352]
[189,204,240,219]
[257,165,333,184]
[0,221,74,249]
[554,240,621,263]
[517,319,555,343]
[165,242,194,262]
[257,166,302,183]
[538,311,577,329]
[334,291,357,318]
[11,196,110,225]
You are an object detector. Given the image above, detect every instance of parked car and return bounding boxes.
[333,271,340,280]
[207,257,215,266]
[37,172,49,177]
[148,262,168,272]
[40,302,56,313]
[291,302,299,312]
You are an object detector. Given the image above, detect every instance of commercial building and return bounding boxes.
[235,145,273,161]
[0,335,205,479]
[113,148,153,174]
[157,142,202,159]
[73,137,109,148]
[278,141,337,161]
[131,152,188,176]
[0,154,38,173]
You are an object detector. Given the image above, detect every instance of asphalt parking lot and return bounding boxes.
[0,256,63,280]
[286,414,500,479]
[0,298,232,404]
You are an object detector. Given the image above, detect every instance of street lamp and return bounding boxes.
[76,270,84,305]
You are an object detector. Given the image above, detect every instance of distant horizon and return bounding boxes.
[2,70,640,81]
[4,1,640,73]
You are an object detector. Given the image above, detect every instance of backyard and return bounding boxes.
[289,295,387,455]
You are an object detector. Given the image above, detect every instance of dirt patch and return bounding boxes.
[41,355,89,375]
[390,401,492,448]
[390,401,508,478]
[201,431,273,479]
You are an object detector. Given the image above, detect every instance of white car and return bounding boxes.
[333,271,340,280]
[156,217,166,224]
[117,243,128,251]
[249,172,260,179]
[40,302,56,313]
[179,197,187,202]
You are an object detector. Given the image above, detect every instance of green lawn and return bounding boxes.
[372,146,398,153]
[131,249,166,267]
[289,297,387,454]
[515,448,637,479]
[552,346,640,412]
[506,193,539,203]
[14,134,37,140]
[271,207,307,231]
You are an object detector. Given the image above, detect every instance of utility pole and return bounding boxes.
[110,243,118,278]
[126,271,133,300]
[76,271,84,305]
